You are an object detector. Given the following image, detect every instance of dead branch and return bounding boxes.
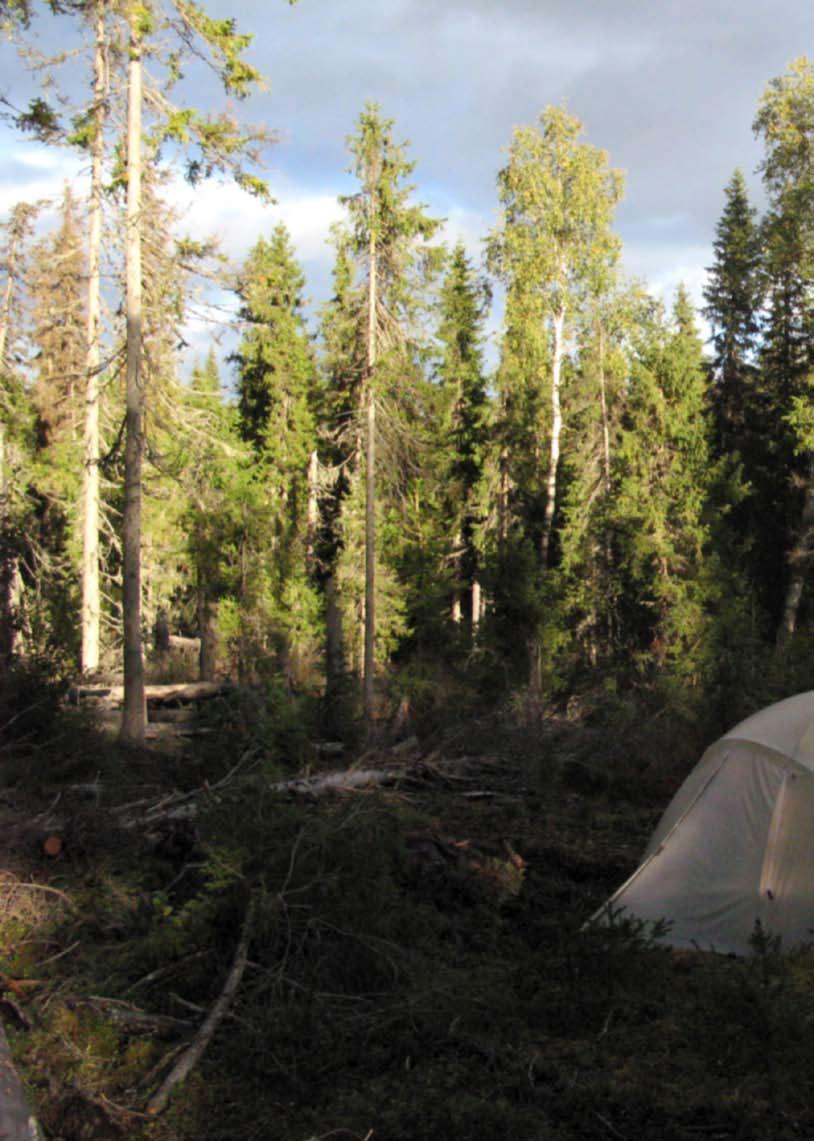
[81,996,194,1039]
[146,899,253,1115]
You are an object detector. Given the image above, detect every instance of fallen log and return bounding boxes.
[69,681,234,708]
[0,1022,41,1140]
[167,635,200,655]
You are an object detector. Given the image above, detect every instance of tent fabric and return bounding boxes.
[600,692,814,955]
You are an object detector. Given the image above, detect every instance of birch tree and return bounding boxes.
[488,105,623,690]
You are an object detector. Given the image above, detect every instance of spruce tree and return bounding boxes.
[232,224,321,681]
[29,183,86,444]
[435,241,490,634]
[235,224,317,471]
[613,287,721,682]
[339,101,441,718]
[703,169,763,457]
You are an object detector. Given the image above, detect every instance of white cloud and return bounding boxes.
[0,140,86,219]
[168,176,345,268]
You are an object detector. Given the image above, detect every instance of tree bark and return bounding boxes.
[80,2,106,676]
[363,227,377,722]
[198,590,218,682]
[0,421,12,673]
[306,447,318,569]
[120,10,146,744]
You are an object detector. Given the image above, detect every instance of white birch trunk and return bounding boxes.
[540,303,565,568]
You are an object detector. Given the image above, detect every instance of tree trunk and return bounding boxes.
[306,447,318,569]
[81,2,106,675]
[0,421,13,673]
[540,303,565,568]
[120,10,146,744]
[363,228,377,722]
[198,589,218,681]
[471,578,482,633]
[778,452,814,647]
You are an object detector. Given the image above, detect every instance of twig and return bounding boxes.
[146,899,253,1114]
[593,1111,627,1140]
[32,940,80,969]
[122,949,209,997]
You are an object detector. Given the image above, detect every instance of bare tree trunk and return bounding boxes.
[198,596,218,681]
[81,3,106,676]
[778,453,814,647]
[0,422,12,673]
[120,11,146,744]
[306,447,318,568]
[363,229,377,722]
[540,303,565,569]
[451,530,462,623]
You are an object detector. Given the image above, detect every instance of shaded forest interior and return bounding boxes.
[6,669,814,1141]
[6,1,814,1135]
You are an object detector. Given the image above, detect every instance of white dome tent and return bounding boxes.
[599,692,814,955]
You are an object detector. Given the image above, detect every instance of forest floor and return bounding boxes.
[3,680,814,1140]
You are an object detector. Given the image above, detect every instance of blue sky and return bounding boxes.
[2,0,814,368]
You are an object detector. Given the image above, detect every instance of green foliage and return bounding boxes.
[610,288,726,686]
[703,169,764,456]
[488,105,624,309]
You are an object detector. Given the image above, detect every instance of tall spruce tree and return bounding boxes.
[339,101,441,719]
[613,287,721,682]
[232,223,321,682]
[703,169,763,457]
[29,183,86,444]
[436,240,490,633]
